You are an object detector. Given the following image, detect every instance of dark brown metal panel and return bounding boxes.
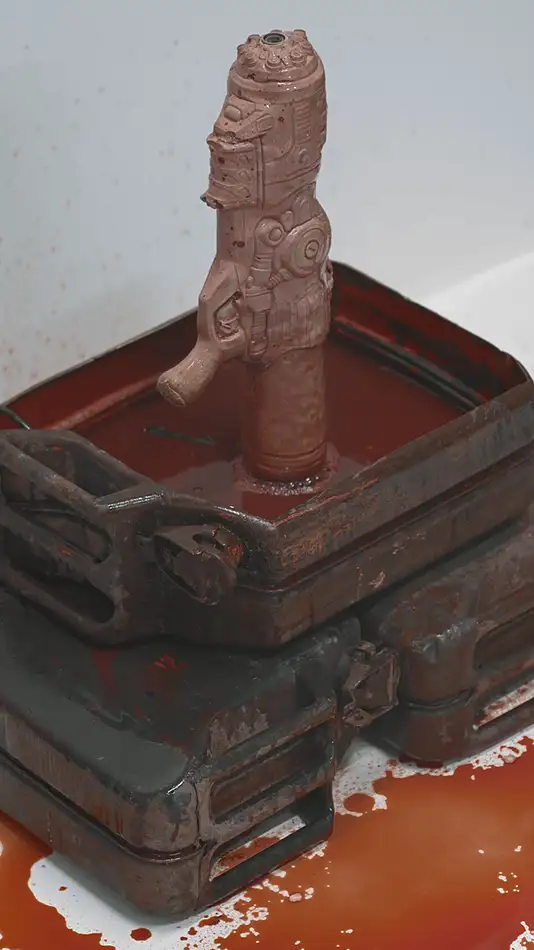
[0,589,397,916]
[363,511,534,763]
[2,425,534,647]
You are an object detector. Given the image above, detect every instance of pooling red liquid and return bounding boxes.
[0,813,105,949]
[1,740,534,947]
[78,334,461,521]
[211,739,534,950]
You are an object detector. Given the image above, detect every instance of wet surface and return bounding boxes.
[214,746,534,950]
[2,734,534,948]
[0,813,104,949]
[78,335,461,521]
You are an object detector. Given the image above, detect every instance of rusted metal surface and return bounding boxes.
[0,590,396,916]
[2,261,534,916]
[2,407,534,648]
[363,509,534,762]
[2,373,534,648]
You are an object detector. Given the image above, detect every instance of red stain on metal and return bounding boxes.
[216,740,534,950]
[92,805,123,836]
[130,928,152,941]
[92,649,119,695]
[0,811,105,948]
[93,804,109,827]
[153,654,186,672]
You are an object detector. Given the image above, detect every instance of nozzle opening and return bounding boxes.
[262,32,286,45]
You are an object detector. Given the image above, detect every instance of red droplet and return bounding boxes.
[131,928,152,941]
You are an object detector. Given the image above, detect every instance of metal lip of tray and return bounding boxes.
[0,589,396,916]
[2,262,534,649]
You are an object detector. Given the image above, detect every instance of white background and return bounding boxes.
[1,0,533,402]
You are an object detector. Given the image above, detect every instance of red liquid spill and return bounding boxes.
[199,913,234,927]
[214,741,534,950]
[343,791,375,814]
[130,927,152,941]
[0,743,533,948]
[0,812,106,949]
[79,335,460,521]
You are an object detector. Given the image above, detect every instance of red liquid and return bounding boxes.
[4,262,523,523]
[131,927,152,941]
[213,740,534,950]
[2,741,534,947]
[0,813,105,949]
[77,334,461,521]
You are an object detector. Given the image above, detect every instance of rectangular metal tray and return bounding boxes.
[2,264,534,648]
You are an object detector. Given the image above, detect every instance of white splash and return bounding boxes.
[29,854,270,950]
[471,735,533,771]
[510,921,534,948]
[334,739,390,814]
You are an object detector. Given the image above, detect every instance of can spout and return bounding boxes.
[157,339,224,408]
